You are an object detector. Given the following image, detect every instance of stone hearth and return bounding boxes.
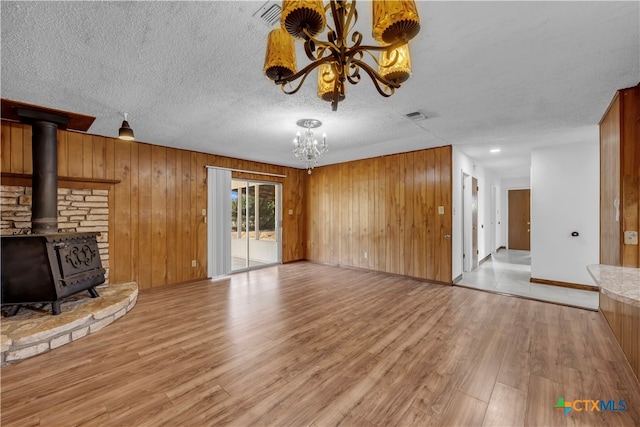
[1,282,138,366]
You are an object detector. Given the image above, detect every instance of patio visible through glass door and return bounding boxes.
[231,180,281,272]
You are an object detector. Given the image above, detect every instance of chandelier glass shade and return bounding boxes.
[292,119,327,173]
[317,63,346,102]
[264,0,420,111]
[378,43,411,83]
[264,28,297,81]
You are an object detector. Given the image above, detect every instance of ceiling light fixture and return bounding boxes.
[490,148,501,153]
[118,112,135,141]
[264,0,421,111]
[292,119,327,174]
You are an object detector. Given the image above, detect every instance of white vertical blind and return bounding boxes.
[207,167,231,277]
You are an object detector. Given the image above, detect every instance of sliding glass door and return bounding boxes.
[231,180,281,272]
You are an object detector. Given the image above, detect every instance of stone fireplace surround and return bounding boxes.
[1,185,110,281]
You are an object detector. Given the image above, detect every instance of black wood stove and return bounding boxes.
[0,101,104,315]
[1,233,105,315]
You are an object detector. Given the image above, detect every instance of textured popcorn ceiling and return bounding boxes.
[1,1,638,178]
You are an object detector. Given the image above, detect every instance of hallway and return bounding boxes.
[456,249,599,310]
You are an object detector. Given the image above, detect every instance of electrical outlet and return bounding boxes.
[364,252,368,259]
[624,231,638,245]
[191,260,197,267]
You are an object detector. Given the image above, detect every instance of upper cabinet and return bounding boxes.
[599,83,640,267]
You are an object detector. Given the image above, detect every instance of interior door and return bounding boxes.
[472,177,478,268]
[508,189,531,250]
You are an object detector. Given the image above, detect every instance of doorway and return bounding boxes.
[471,177,479,269]
[508,189,530,250]
[231,179,282,272]
[462,173,479,272]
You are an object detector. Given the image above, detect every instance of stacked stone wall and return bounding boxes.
[0,186,110,282]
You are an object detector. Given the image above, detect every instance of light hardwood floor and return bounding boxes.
[2,262,639,426]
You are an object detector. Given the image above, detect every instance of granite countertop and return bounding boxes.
[587,264,640,307]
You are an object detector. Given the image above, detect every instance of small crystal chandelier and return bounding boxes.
[264,0,420,111]
[292,119,327,174]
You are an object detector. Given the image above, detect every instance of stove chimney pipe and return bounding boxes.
[16,108,69,234]
[31,120,59,233]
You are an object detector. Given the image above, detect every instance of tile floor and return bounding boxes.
[455,249,600,310]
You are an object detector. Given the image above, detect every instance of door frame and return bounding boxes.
[462,172,478,273]
[471,177,478,269]
[507,188,531,250]
[230,178,282,272]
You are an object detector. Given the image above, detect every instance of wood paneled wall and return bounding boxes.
[304,146,453,284]
[1,121,306,289]
[600,83,640,267]
[600,95,621,265]
[600,292,640,382]
[620,85,640,267]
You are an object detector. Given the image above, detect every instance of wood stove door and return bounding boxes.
[49,237,105,297]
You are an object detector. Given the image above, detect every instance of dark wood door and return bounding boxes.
[508,189,530,250]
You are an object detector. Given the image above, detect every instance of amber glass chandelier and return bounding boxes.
[264,0,420,111]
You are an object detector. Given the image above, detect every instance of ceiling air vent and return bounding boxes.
[406,111,427,121]
[253,1,282,27]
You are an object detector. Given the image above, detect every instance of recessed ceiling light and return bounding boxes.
[490,148,501,153]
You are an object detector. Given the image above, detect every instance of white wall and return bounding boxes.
[452,147,495,280]
[530,141,599,285]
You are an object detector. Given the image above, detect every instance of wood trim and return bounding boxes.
[1,172,120,186]
[283,259,307,265]
[529,277,599,292]
[497,246,506,251]
[206,165,287,178]
[479,253,491,266]
[1,98,95,131]
[308,260,453,286]
[454,282,598,312]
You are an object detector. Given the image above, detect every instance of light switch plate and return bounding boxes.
[624,231,639,245]
[438,206,445,215]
